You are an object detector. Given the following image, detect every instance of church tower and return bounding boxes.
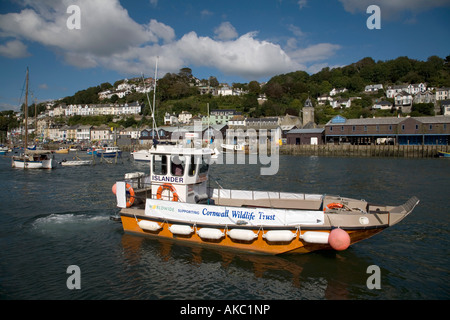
[302,97,315,127]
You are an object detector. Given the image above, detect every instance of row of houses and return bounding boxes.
[48,102,143,117]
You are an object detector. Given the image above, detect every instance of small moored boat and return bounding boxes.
[437,150,450,158]
[97,146,122,158]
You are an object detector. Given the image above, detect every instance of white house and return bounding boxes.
[164,112,179,125]
[317,94,333,105]
[386,84,408,98]
[329,88,348,96]
[436,87,450,101]
[372,101,393,110]
[407,83,427,95]
[364,84,383,92]
[178,111,192,124]
[414,91,436,104]
[76,125,92,141]
[441,100,450,116]
[331,98,351,109]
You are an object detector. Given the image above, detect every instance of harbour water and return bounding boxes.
[0,152,449,301]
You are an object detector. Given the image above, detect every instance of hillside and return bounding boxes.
[3,55,449,132]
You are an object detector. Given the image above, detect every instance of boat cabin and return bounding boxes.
[121,144,213,207]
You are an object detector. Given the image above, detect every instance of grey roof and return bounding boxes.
[326,116,450,126]
[287,128,324,134]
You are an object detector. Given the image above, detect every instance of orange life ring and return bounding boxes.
[126,183,135,208]
[156,183,179,202]
[324,202,344,211]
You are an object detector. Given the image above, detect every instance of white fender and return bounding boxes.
[263,230,296,242]
[197,228,225,240]
[300,231,330,244]
[228,229,258,241]
[169,224,193,235]
[138,220,162,232]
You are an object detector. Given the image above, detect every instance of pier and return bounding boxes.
[280,144,448,158]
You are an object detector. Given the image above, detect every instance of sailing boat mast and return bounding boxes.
[24,67,29,151]
[152,57,159,140]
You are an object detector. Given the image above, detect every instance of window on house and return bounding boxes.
[429,124,433,130]
[389,125,392,131]
[352,126,356,131]
[415,125,419,130]
[364,126,367,131]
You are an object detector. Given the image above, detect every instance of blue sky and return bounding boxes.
[1,0,449,111]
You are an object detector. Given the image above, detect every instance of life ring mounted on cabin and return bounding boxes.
[156,183,179,202]
[125,183,135,208]
[324,202,344,211]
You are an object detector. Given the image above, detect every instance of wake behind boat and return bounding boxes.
[112,142,419,255]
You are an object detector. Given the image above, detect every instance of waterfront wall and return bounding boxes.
[280,144,449,158]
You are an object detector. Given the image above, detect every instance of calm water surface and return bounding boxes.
[0,152,448,300]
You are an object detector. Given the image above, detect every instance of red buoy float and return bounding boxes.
[328,228,350,251]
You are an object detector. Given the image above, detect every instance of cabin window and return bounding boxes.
[199,157,209,174]
[429,124,433,130]
[389,125,392,131]
[170,156,185,176]
[364,126,367,132]
[188,156,197,176]
[153,155,167,175]
[415,124,419,130]
[402,125,405,131]
[352,126,356,131]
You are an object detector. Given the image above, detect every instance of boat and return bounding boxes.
[437,150,450,158]
[11,68,57,170]
[131,149,151,161]
[60,159,93,166]
[12,150,56,169]
[55,147,69,154]
[112,142,419,255]
[0,145,8,155]
[96,146,122,158]
[87,147,98,155]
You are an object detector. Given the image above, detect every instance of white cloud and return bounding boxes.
[214,22,238,41]
[0,40,30,58]
[288,43,341,63]
[0,0,341,80]
[297,0,308,10]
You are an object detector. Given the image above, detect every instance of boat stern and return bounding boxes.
[388,196,420,226]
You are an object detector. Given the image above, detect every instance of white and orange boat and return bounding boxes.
[112,142,419,255]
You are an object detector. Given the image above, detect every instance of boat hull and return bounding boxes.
[12,159,55,169]
[131,150,151,161]
[97,151,122,158]
[438,151,450,158]
[119,210,385,255]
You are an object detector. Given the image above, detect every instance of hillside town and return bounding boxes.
[4,79,449,149]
